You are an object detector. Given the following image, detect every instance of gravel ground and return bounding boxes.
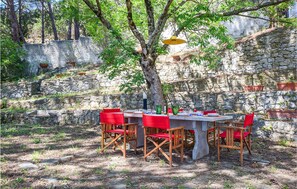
[1,124,296,189]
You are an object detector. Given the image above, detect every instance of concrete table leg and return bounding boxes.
[192,121,209,160]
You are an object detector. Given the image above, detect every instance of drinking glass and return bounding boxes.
[156,105,162,114]
[172,105,179,115]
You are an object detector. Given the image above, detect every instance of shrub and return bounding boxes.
[0,37,27,82]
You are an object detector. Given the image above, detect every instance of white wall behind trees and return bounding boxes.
[23,37,102,75]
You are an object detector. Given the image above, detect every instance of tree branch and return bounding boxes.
[144,0,155,35]
[83,0,140,55]
[83,0,113,31]
[171,0,291,43]
[125,0,146,49]
[237,13,292,24]
[222,0,291,16]
[148,0,173,49]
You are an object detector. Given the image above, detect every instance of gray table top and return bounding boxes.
[124,112,233,122]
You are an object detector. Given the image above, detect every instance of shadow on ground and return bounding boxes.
[1,124,296,188]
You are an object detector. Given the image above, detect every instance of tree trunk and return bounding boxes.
[41,0,45,43]
[7,0,20,43]
[18,0,21,28]
[81,25,87,36]
[18,0,25,42]
[140,56,164,107]
[67,19,72,40]
[47,1,58,40]
[74,19,80,40]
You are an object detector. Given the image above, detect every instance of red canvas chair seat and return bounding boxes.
[105,129,136,135]
[220,131,250,139]
[100,112,138,158]
[143,114,184,167]
[217,112,254,166]
[147,133,182,140]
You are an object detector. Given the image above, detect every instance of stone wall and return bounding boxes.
[1,82,32,99]
[40,74,125,95]
[5,89,297,116]
[1,110,296,141]
[23,37,102,75]
[1,110,100,126]
[6,94,143,110]
[157,28,297,82]
[2,28,296,99]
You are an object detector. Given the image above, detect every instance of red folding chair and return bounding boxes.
[100,112,138,158]
[217,113,254,165]
[204,110,217,146]
[143,114,184,167]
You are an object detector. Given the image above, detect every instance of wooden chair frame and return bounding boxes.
[143,126,184,167]
[186,122,217,148]
[100,119,138,158]
[217,122,252,166]
[184,130,195,148]
[207,122,216,146]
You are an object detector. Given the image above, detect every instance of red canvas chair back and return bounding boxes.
[100,112,106,123]
[243,113,254,128]
[103,108,121,112]
[103,112,125,125]
[99,112,137,158]
[143,114,170,130]
[203,110,217,115]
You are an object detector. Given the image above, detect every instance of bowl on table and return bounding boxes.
[190,112,203,116]
[207,113,220,117]
[177,112,188,116]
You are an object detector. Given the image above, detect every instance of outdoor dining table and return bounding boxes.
[124,111,233,160]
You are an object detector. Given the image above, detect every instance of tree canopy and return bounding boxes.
[81,0,295,106]
[0,0,296,103]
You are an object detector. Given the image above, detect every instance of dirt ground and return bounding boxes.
[1,124,296,189]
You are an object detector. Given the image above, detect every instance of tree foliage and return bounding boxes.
[81,0,295,105]
[0,36,27,81]
[0,0,295,104]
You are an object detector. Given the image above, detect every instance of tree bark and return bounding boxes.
[7,0,20,43]
[18,0,26,42]
[41,0,45,43]
[140,57,164,106]
[47,1,58,40]
[67,19,72,40]
[74,18,80,40]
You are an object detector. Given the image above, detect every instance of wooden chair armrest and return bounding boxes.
[123,123,138,127]
[217,125,245,130]
[167,126,184,131]
[229,121,244,126]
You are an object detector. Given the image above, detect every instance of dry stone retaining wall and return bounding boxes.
[6,94,143,110]
[1,28,296,99]
[1,110,100,126]
[5,90,297,115]
[1,110,296,141]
